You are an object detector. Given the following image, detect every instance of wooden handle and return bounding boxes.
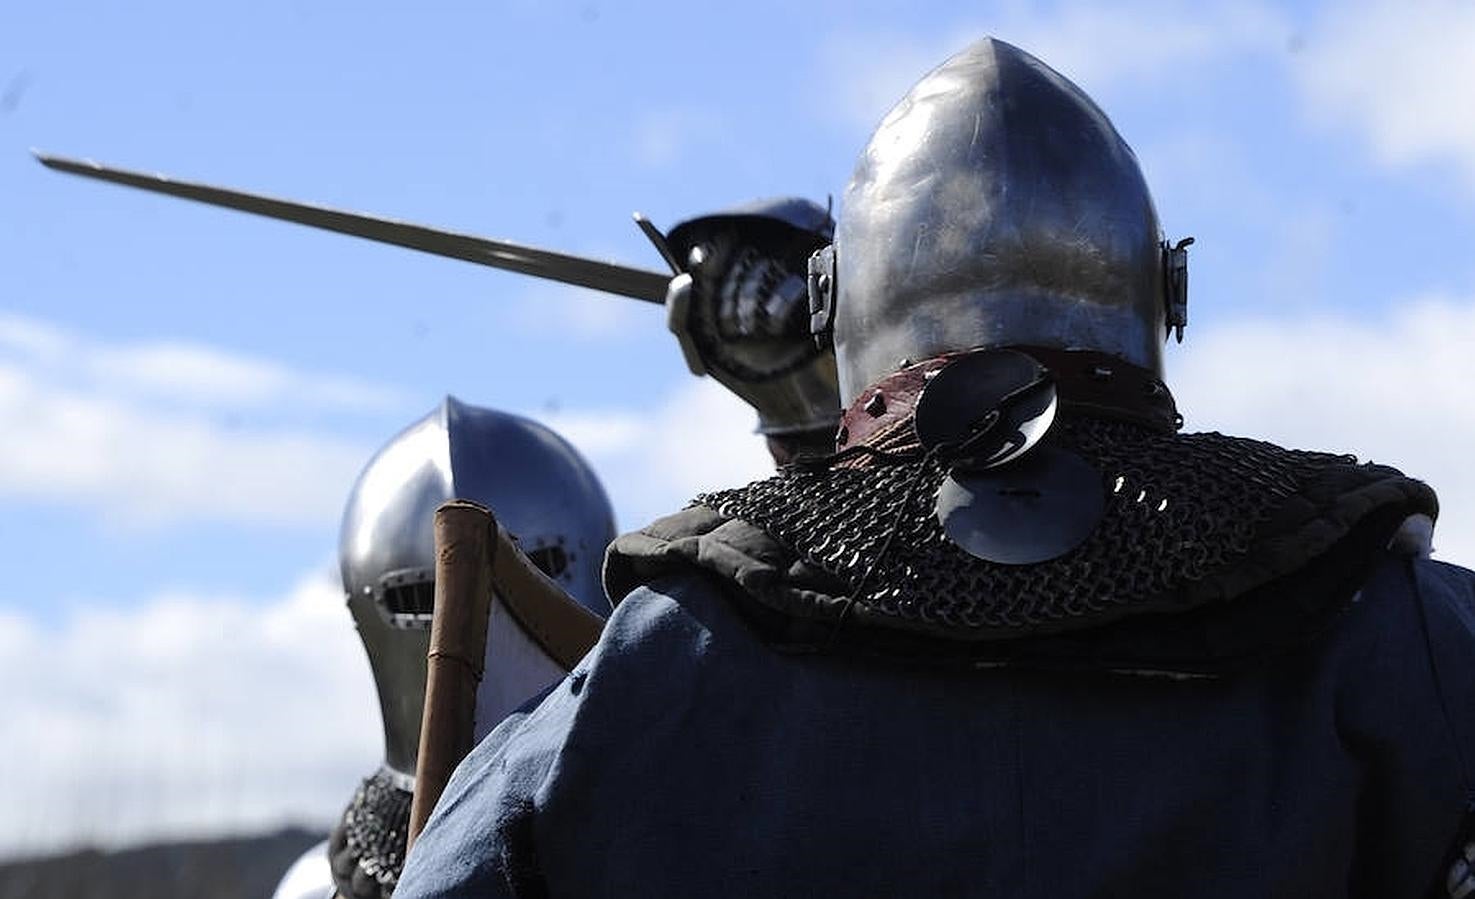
[486,525,605,671]
[405,500,609,851]
[406,500,495,850]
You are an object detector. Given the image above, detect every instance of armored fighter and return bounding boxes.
[36,154,841,457]
[660,198,838,461]
[397,38,1475,897]
[275,396,615,899]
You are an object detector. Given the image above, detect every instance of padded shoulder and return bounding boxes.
[1410,558,1475,797]
[603,506,846,620]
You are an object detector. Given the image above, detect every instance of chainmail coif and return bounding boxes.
[329,767,413,898]
[698,415,1407,641]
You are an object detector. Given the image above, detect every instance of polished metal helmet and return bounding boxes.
[809,37,1189,404]
[271,840,334,899]
[339,396,616,780]
[663,197,841,438]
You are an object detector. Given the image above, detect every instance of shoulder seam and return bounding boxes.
[1410,557,1475,806]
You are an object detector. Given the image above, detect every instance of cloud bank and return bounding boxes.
[0,314,389,528]
[817,0,1287,129]
[1174,295,1475,566]
[0,314,408,413]
[0,570,379,859]
[549,377,775,530]
[1295,0,1475,190]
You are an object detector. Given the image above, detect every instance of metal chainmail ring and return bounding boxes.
[699,416,1352,638]
[329,768,413,899]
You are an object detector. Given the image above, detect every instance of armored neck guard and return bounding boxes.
[837,347,1178,454]
[607,399,1436,674]
[328,767,413,899]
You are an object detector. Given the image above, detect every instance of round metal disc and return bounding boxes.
[935,446,1105,565]
[914,348,1057,468]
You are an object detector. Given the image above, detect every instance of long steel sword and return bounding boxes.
[34,152,671,303]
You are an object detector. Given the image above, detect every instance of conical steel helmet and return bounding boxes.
[817,37,1182,403]
[338,396,615,778]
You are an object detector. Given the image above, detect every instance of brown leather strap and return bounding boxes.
[837,356,951,451]
[1024,346,1179,432]
[837,346,1178,452]
[487,515,606,670]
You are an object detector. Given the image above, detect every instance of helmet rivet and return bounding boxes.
[864,392,888,417]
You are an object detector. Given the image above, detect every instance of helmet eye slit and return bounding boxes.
[527,545,571,581]
[374,567,436,628]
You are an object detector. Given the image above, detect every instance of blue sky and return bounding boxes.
[2,0,1473,855]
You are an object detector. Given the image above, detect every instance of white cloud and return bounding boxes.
[629,107,728,170]
[0,313,389,528]
[1133,128,1343,305]
[1173,295,1475,566]
[0,570,380,858]
[638,379,778,497]
[819,1,1286,128]
[0,315,70,358]
[507,283,662,341]
[92,343,400,411]
[0,313,409,413]
[1295,0,1475,189]
[544,409,644,456]
[547,378,774,530]
[994,1,1285,94]
[0,359,368,527]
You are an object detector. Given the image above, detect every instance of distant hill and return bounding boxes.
[0,827,323,899]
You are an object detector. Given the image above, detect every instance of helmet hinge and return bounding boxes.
[1164,237,1193,343]
[808,243,836,348]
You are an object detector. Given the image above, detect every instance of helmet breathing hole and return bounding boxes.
[528,545,571,581]
[377,572,435,627]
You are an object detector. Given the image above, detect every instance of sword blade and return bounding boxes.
[35,152,670,303]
